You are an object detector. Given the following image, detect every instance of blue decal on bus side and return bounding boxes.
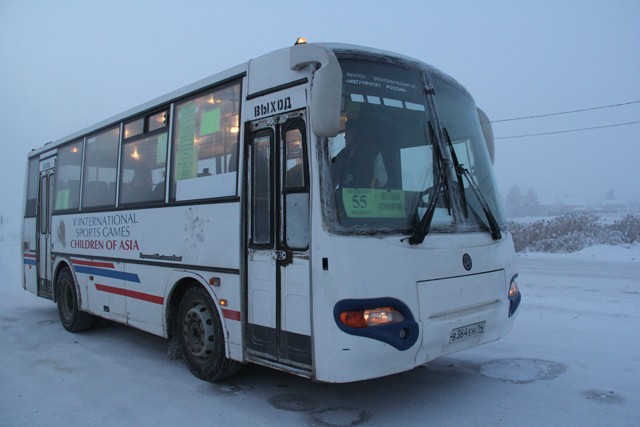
[73,266,141,283]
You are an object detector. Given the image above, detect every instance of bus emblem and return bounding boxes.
[462,253,472,271]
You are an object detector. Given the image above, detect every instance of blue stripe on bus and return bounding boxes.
[73,265,141,283]
[24,258,37,266]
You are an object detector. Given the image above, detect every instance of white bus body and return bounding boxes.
[22,41,521,383]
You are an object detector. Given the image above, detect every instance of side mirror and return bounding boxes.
[477,107,495,164]
[291,44,342,137]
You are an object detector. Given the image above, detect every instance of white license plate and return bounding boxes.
[449,321,486,344]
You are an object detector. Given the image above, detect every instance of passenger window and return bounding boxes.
[124,118,144,139]
[53,140,84,211]
[147,110,168,132]
[170,82,241,201]
[82,127,119,209]
[120,133,168,205]
[25,157,40,216]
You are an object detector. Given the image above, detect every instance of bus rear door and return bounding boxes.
[36,156,56,299]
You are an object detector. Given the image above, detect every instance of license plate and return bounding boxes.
[449,321,486,344]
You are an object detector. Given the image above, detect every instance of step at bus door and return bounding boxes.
[246,110,312,370]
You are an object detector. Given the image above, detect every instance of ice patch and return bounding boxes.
[583,389,624,404]
[479,358,567,384]
[269,394,317,412]
[310,407,370,426]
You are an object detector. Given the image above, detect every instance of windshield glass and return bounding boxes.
[323,57,505,235]
[431,74,507,231]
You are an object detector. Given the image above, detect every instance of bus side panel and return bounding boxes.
[69,257,128,322]
[51,203,242,350]
[22,217,38,294]
[52,204,241,270]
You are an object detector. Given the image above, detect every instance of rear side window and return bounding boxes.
[24,157,39,217]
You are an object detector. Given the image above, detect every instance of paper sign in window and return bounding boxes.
[55,190,71,210]
[156,133,168,164]
[200,109,220,136]
[176,103,197,180]
[342,188,406,218]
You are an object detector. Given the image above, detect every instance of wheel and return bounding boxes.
[56,267,96,332]
[177,286,241,381]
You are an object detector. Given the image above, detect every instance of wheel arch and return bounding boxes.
[165,274,229,351]
[51,257,75,304]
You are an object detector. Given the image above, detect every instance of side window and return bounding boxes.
[120,132,168,205]
[283,122,309,250]
[251,131,273,246]
[284,127,305,190]
[120,109,169,205]
[39,176,47,234]
[170,82,241,201]
[53,140,83,211]
[24,157,40,217]
[82,127,119,209]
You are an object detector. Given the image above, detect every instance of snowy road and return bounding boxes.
[1,241,638,426]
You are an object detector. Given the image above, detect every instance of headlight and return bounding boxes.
[340,307,405,328]
[508,274,521,317]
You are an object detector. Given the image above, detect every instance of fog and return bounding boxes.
[1,1,639,224]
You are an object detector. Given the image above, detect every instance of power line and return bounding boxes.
[495,120,640,140]
[492,100,640,123]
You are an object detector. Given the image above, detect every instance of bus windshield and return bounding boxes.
[324,58,506,236]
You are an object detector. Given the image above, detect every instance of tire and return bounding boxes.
[177,286,241,381]
[56,267,96,332]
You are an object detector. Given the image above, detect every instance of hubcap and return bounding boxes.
[183,303,215,359]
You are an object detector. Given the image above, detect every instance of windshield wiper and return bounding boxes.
[408,123,448,245]
[443,128,468,218]
[442,129,502,240]
[408,161,446,245]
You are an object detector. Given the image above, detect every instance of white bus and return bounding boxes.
[22,40,521,383]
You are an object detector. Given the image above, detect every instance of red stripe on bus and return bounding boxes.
[24,253,36,259]
[95,283,164,305]
[73,259,115,269]
[222,309,241,321]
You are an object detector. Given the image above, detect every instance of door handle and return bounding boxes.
[273,250,293,266]
[273,250,287,261]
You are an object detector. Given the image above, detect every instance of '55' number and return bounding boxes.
[351,194,368,209]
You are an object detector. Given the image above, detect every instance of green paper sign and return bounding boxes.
[200,109,220,136]
[176,103,197,180]
[156,133,168,164]
[55,189,71,210]
[342,188,406,218]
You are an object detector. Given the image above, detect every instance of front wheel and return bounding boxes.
[56,267,96,332]
[177,286,241,381]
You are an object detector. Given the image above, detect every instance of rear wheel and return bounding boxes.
[57,267,96,332]
[178,286,241,381]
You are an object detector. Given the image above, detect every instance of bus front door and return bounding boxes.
[246,110,312,371]
[36,160,55,299]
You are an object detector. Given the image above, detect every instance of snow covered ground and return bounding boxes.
[1,238,638,426]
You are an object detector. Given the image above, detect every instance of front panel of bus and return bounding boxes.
[309,51,519,382]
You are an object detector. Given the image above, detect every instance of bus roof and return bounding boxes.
[29,42,466,158]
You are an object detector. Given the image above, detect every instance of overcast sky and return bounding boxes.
[1,0,639,223]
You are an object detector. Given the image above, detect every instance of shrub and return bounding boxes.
[609,214,640,244]
[508,213,640,253]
